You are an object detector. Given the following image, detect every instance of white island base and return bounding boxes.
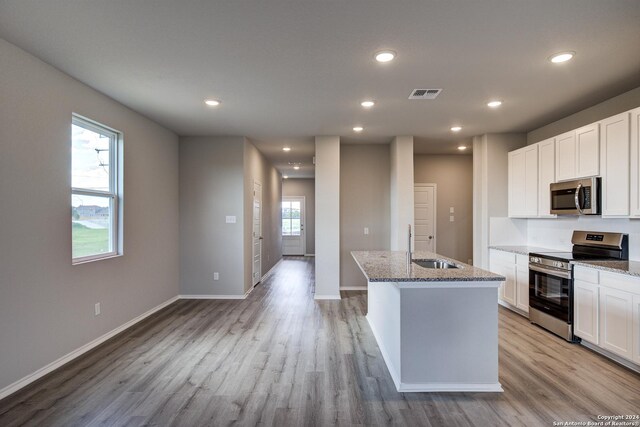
[367,281,503,393]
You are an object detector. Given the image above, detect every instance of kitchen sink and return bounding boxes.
[413,259,459,269]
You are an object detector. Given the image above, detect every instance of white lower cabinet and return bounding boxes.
[599,286,634,360]
[633,294,640,365]
[516,258,529,313]
[489,250,528,316]
[574,280,599,345]
[573,266,640,366]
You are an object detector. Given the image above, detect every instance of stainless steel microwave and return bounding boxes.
[550,177,601,215]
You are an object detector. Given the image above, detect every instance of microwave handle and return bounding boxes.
[574,183,584,214]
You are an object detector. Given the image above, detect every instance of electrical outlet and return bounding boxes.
[94,303,101,316]
[364,227,369,235]
[225,216,236,223]
[450,207,455,213]
[214,272,219,280]
[449,215,455,222]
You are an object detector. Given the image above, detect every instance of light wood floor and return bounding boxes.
[1,256,639,426]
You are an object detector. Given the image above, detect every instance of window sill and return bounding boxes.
[72,253,122,265]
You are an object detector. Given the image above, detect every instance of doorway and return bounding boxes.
[282,196,305,255]
[252,181,262,286]
[414,183,436,252]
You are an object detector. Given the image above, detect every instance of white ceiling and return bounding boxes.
[1,0,639,177]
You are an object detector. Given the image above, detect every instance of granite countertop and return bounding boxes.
[572,260,640,278]
[351,250,505,282]
[489,245,564,255]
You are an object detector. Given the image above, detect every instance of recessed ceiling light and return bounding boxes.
[361,100,375,108]
[283,175,288,179]
[282,147,291,152]
[353,126,364,132]
[549,51,575,63]
[293,166,300,170]
[487,100,502,108]
[204,99,221,107]
[451,126,462,132]
[458,146,467,151]
[375,50,396,63]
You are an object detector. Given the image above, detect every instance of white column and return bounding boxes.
[315,136,341,299]
[390,136,415,251]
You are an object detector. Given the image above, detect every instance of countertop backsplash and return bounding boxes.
[490,216,640,261]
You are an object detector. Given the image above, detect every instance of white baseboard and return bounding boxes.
[304,253,315,257]
[0,295,180,401]
[180,294,246,300]
[340,286,367,291]
[261,258,283,281]
[398,382,503,393]
[313,294,341,300]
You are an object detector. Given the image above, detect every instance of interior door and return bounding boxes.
[252,181,262,286]
[282,196,305,255]
[414,184,436,252]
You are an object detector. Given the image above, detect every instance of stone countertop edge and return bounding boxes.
[489,245,564,255]
[351,250,505,283]
[571,260,640,278]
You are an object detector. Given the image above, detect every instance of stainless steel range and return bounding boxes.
[528,231,628,342]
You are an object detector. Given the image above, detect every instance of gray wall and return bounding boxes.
[414,154,474,263]
[282,179,315,254]
[472,133,527,268]
[340,145,391,288]
[0,39,180,392]
[179,137,245,296]
[528,86,640,144]
[244,140,282,291]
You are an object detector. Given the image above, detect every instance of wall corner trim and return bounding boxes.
[0,295,180,401]
[314,294,342,300]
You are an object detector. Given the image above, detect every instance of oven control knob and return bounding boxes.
[554,261,564,268]
[531,257,540,263]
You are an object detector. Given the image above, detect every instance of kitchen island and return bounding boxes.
[351,250,505,392]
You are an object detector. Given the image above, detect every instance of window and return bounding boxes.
[282,200,301,236]
[71,115,121,263]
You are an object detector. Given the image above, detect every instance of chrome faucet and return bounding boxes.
[407,224,412,273]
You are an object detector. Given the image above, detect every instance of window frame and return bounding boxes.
[281,199,301,237]
[71,114,123,264]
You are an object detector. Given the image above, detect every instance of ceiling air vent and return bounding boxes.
[408,88,442,100]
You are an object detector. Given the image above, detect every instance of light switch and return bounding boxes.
[225,216,236,223]
[449,215,455,222]
[364,227,369,235]
[449,207,455,214]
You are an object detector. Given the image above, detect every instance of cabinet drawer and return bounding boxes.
[574,267,599,284]
[490,249,516,264]
[600,271,640,295]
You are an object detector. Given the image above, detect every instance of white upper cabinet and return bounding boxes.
[508,145,538,217]
[630,107,640,217]
[537,138,556,218]
[555,123,600,182]
[576,123,600,178]
[600,112,630,217]
[555,130,577,181]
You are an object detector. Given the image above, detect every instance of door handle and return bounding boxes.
[259,236,264,240]
[574,183,584,214]
[428,236,433,239]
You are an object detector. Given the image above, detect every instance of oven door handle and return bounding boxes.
[574,183,584,214]
[529,264,572,279]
